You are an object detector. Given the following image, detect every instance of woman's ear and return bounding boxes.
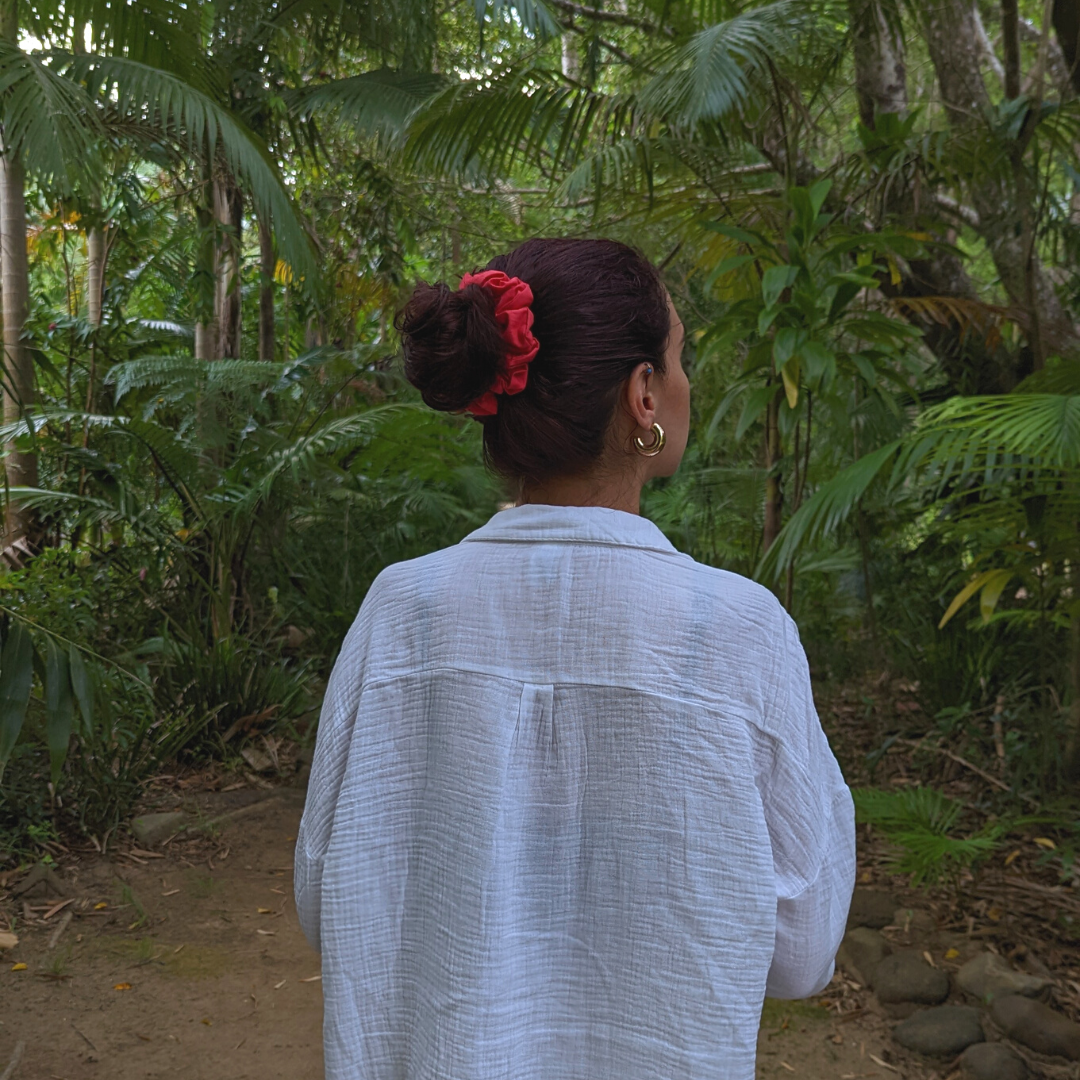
[624,362,657,431]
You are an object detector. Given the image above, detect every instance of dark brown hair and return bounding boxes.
[396,238,670,485]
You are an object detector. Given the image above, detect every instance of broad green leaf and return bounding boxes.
[761,264,798,308]
[735,384,777,441]
[802,340,836,387]
[756,441,903,581]
[939,569,1015,629]
[757,304,781,336]
[69,645,94,734]
[702,221,764,246]
[780,361,800,409]
[852,354,877,385]
[808,178,832,218]
[0,623,35,783]
[706,253,755,291]
[979,570,1014,623]
[44,638,74,787]
[772,327,799,367]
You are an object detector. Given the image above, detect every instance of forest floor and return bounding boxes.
[1,676,1079,1079]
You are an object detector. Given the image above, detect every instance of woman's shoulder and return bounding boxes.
[677,553,788,622]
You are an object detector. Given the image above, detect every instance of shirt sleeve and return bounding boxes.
[293,592,378,952]
[759,611,856,1000]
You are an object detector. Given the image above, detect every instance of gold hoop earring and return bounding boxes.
[633,422,666,457]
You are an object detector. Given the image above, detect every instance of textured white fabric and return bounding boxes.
[295,503,855,1080]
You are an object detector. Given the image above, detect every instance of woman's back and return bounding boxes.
[296,504,854,1080]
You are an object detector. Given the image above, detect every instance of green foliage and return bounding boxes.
[4,0,1080,858]
[852,787,1002,885]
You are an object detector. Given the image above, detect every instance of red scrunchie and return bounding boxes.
[459,269,540,417]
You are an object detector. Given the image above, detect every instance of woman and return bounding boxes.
[295,237,855,1080]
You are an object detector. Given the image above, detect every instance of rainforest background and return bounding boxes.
[0,0,1076,894]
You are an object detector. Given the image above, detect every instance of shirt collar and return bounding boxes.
[462,503,680,556]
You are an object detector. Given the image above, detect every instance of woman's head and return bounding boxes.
[396,237,689,494]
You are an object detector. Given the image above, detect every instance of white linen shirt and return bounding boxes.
[295,503,855,1080]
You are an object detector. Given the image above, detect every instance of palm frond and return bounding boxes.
[756,440,903,581]
[61,53,316,282]
[919,394,1080,469]
[485,0,562,40]
[108,356,288,401]
[287,70,446,139]
[406,66,617,179]
[230,404,414,513]
[0,41,101,189]
[636,3,794,127]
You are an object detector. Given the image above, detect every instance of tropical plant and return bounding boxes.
[852,785,1003,885]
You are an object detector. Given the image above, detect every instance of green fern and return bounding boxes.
[852,786,1002,885]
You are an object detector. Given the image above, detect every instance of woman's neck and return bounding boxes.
[519,470,643,514]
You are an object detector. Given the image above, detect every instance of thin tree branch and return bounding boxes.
[1002,0,1022,98]
[547,0,673,38]
[931,191,981,229]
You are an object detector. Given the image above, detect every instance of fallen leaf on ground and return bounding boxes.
[201,1018,211,1025]
[987,907,1002,921]
[1004,849,1022,866]
[944,948,959,960]
[114,982,132,991]
[300,975,321,983]
[256,929,276,936]
[0,931,18,950]
[779,1062,795,1072]
[1034,837,1057,850]
[93,902,107,910]
[257,907,273,914]
[869,1054,898,1072]
[923,950,936,967]
[162,889,179,897]
[43,898,75,919]
[11,962,27,971]
[274,979,287,989]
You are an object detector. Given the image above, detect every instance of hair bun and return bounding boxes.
[397,281,505,413]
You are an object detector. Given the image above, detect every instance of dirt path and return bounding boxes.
[1,790,920,1080]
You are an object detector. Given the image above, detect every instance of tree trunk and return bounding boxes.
[214,176,242,360]
[561,33,580,80]
[86,224,104,326]
[1053,0,1080,93]
[194,187,217,361]
[762,388,783,553]
[850,0,906,127]
[922,0,1079,362]
[258,214,274,361]
[1003,0,1022,99]
[0,0,37,552]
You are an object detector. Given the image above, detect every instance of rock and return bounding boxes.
[881,1001,921,1020]
[958,1043,1029,1080]
[897,908,937,935]
[847,889,899,930]
[240,745,275,772]
[893,1005,984,1056]
[873,951,950,1005]
[0,930,17,950]
[991,995,1080,1060]
[836,927,891,986]
[130,811,188,848]
[11,863,70,898]
[957,952,1053,1003]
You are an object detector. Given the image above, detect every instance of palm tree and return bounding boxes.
[0,0,38,552]
[0,0,325,547]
